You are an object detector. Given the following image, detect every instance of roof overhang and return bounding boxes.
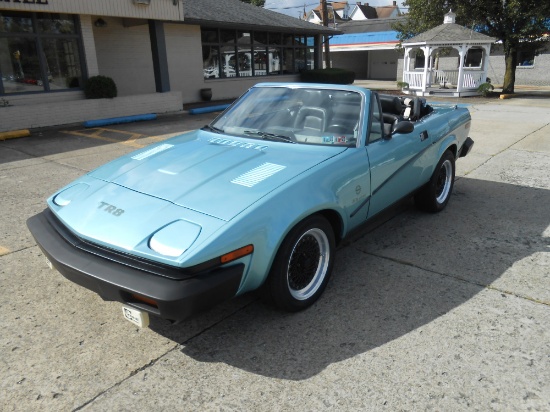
[183,18,341,35]
[404,40,495,47]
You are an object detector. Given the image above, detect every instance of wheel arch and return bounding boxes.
[316,209,344,246]
[446,143,458,158]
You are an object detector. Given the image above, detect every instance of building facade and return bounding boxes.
[0,0,335,131]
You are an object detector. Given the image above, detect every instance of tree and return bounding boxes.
[240,0,265,6]
[394,0,550,93]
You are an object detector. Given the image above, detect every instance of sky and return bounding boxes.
[264,0,407,19]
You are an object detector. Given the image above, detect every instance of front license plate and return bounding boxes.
[122,305,150,328]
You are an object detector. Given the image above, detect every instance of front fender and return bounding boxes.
[211,149,368,294]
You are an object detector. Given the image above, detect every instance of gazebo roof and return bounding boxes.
[403,23,495,45]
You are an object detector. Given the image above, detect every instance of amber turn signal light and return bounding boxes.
[220,245,254,264]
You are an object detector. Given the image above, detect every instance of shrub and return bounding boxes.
[477,82,494,97]
[397,81,409,90]
[300,68,355,85]
[84,75,117,99]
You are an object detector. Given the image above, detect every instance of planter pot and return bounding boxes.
[200,88,212,101]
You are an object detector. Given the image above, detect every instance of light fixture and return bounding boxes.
[94,18,107,28]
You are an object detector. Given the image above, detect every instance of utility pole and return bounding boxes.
[320,0,331,68]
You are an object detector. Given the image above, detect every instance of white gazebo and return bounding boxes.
[402,11,495,97]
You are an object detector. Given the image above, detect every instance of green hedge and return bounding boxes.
[84,75,118,99]
[300,68,356,85]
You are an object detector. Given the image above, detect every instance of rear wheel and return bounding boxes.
[415,150,455,212]
[264,215,335,312]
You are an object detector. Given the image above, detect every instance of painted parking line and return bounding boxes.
[61,128,183,148]
[0,246,11,256]
[61,128,146,148]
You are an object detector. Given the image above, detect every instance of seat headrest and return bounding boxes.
[379,94,402,115]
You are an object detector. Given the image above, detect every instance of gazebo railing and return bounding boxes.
[403,71,424,89]
[431,70,458,87]
[404,69,486,90]
[462,71,485,89]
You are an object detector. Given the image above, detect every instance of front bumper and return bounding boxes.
[459,137,474,158]
[27,209,244,322]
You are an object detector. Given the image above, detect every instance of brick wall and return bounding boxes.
[93,18,157,96]
[0,92,182,132]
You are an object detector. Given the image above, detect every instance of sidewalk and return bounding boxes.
[1,93,549,411]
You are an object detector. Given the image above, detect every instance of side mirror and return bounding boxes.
[392,121,414,135]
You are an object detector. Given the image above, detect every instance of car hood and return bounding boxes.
[89,130,347,221]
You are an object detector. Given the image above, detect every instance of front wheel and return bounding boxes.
[415,150,455,212]
[264,215,335,312]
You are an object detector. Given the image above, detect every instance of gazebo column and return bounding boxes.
[456,44,467,93]
[402,47,411,85]
[421,46,431,93]
[481,44,491,83]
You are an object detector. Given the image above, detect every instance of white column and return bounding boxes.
[456,45,467,92]
[80,15,99,76]
[421,46,430,92]
[403,47,412,85]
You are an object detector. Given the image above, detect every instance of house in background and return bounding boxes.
[349,2,401,20]
[305,2,351,25]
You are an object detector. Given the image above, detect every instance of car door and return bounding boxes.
[365,93,433,218]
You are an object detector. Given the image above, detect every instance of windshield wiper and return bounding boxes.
[244,130,296,144]
[202,124,224,133]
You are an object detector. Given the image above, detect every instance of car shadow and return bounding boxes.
[149,177,549,380]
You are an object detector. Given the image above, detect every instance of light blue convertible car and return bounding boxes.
[27,83,473,326]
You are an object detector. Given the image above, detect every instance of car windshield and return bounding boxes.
[209,86,363,147]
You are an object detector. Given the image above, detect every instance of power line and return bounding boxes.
[265,2,318,11]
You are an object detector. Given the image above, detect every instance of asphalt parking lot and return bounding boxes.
[1,94,550,411]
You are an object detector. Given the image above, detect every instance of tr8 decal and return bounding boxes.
[98,201,125,217]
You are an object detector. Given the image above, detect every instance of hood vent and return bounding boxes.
[231,162,286,188]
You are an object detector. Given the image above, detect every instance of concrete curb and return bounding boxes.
[83,113,157,128]
[188,104,231,115]
[0,129,30,141]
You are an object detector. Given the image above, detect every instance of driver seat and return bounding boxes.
[294,107,327,132]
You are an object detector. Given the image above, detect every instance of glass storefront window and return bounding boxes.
[202,45,221,79]
[37,13,76,34]
[252,32,268,77]
[201,28,314,79]
[295,48,306,73]
[201,29,218,43]
[0,11,33,34]
[294,35,306,46]
[268,33,281,46]
[0,37,42,94]
[0,11,84,95]
[283,34,293,46]
[236,32,252,77]
[268,49,281,75]
[42,38,82,89]
[283,48,294,73]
